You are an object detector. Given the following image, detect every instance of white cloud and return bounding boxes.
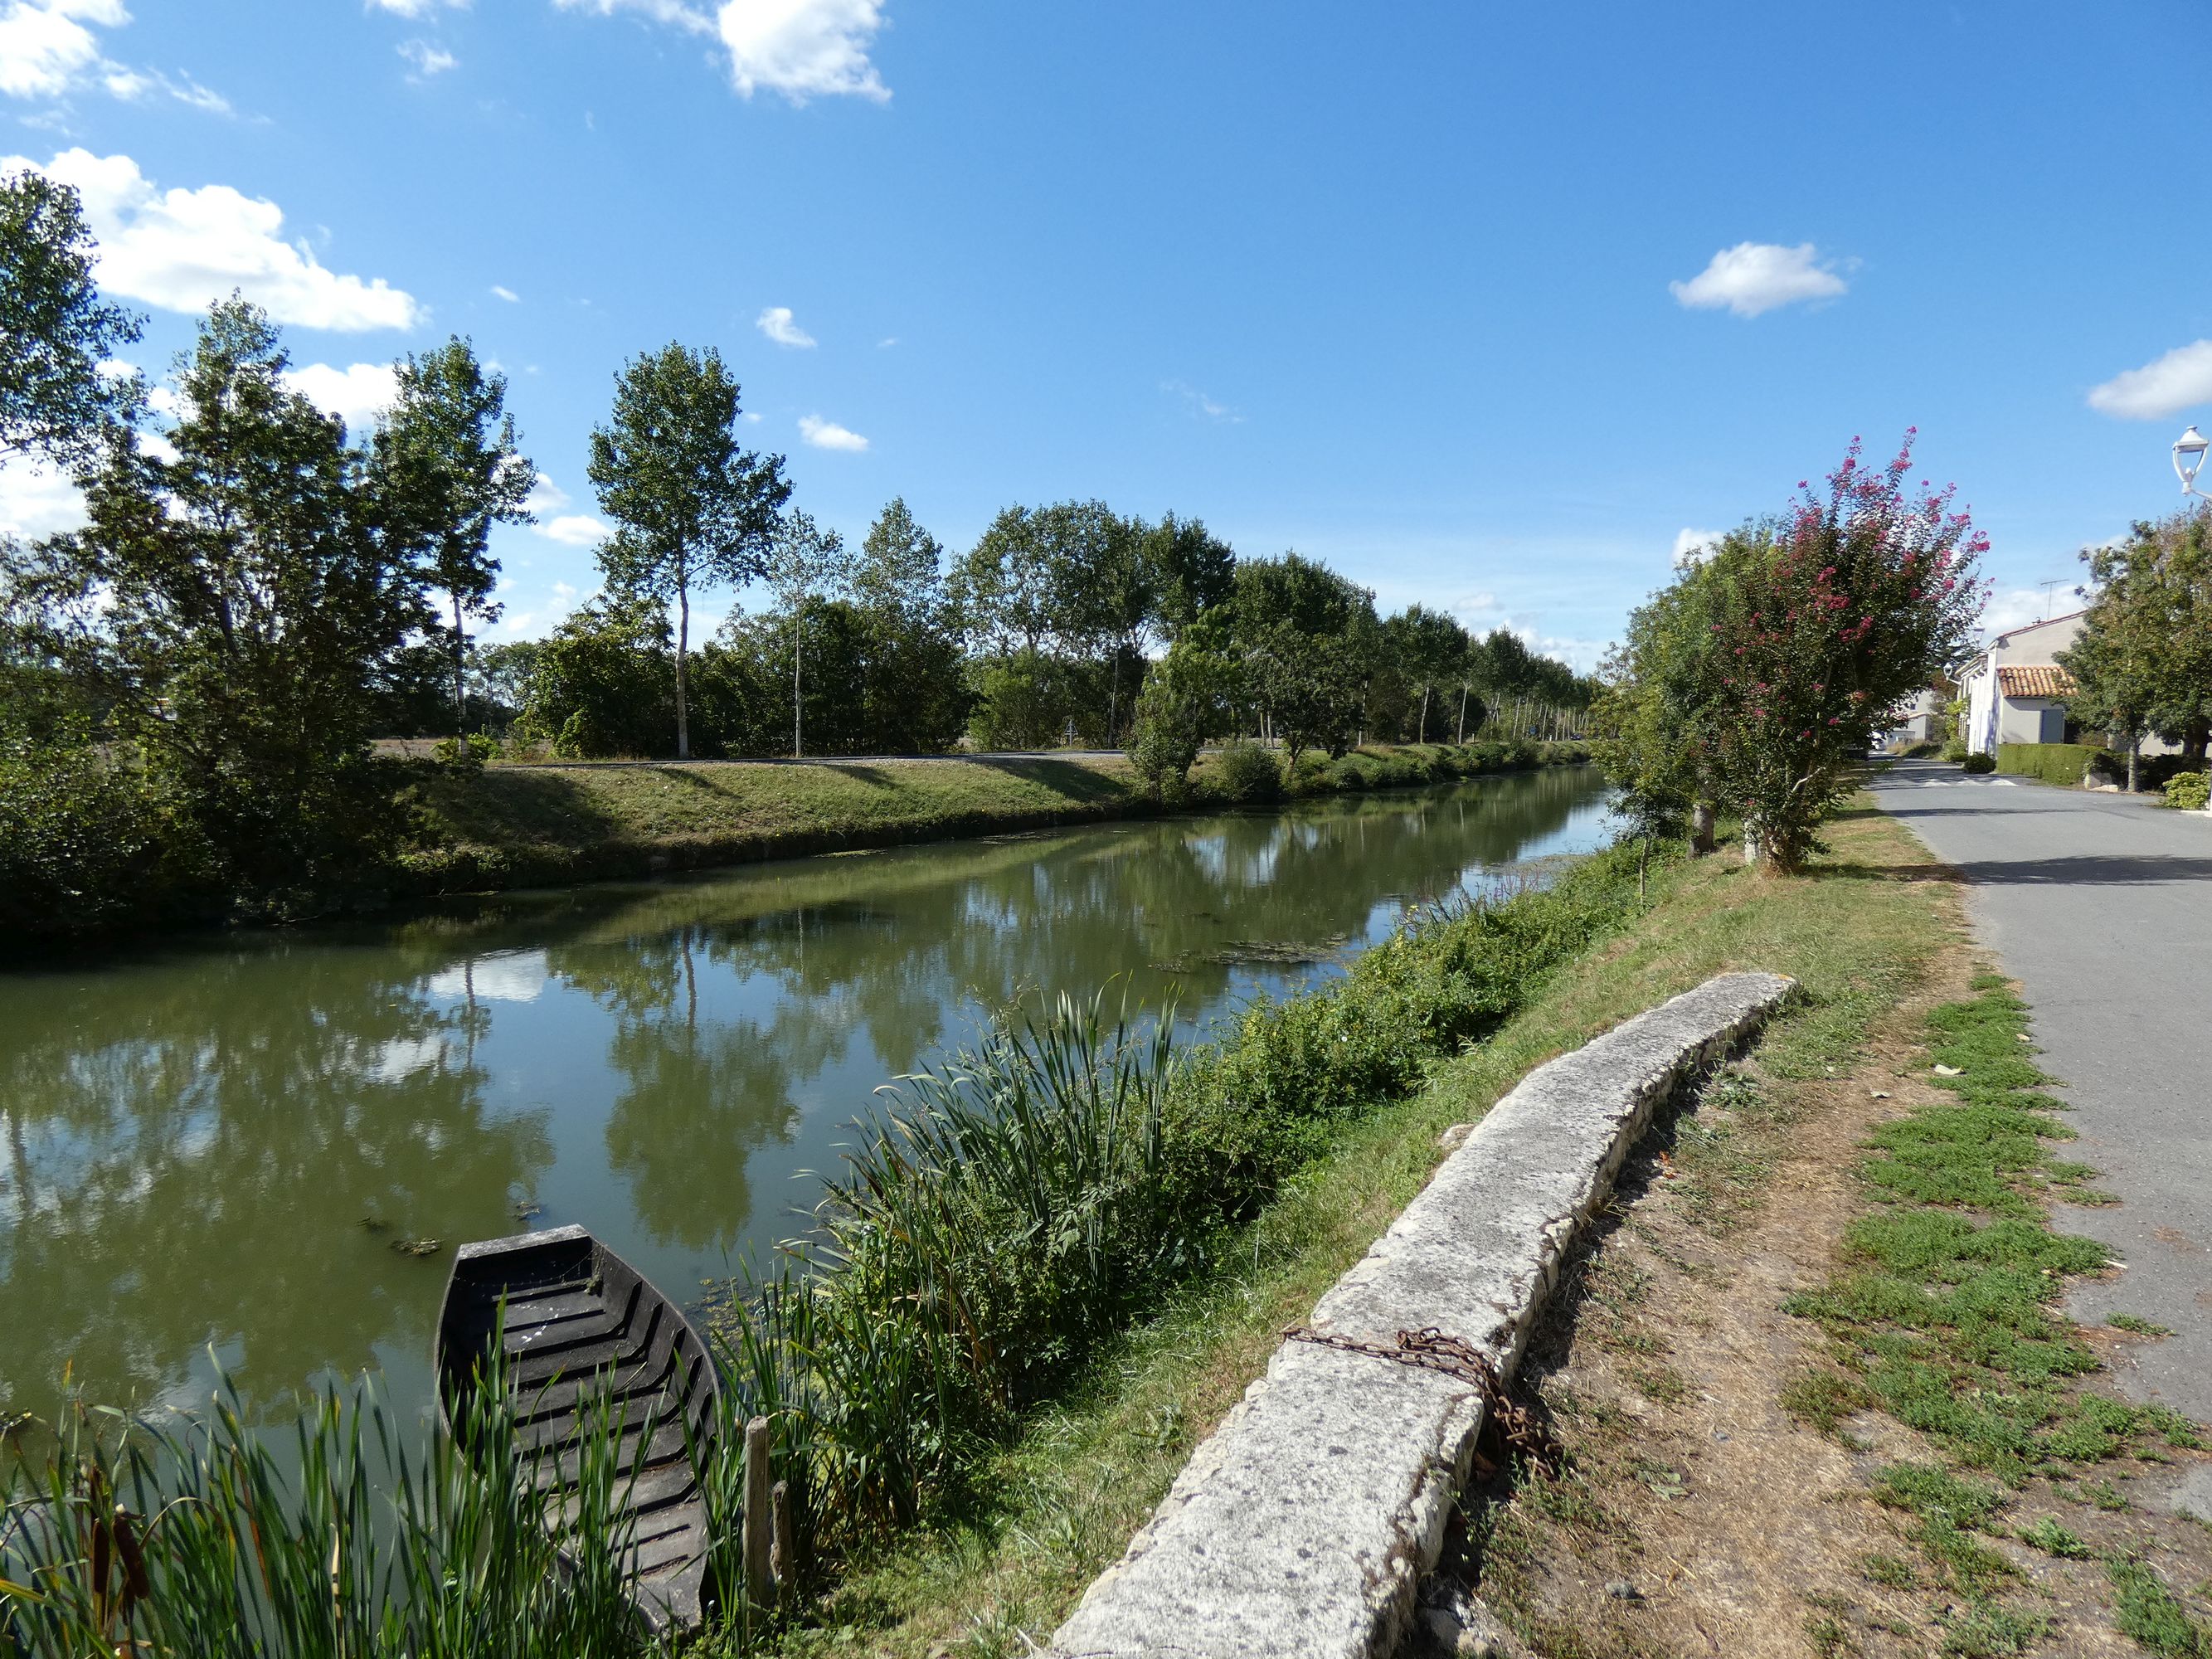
[720,0,887,103]
[799,413,867,451]
[1672,527,1723,567]
[489,283,519,302]
[556,0,889,102]
[1,0,230,111]
[539,513,609,546]
[397,37,456,75]
[755,304,814,348]
[523,471,571,514]
[0,0,124,99]
[552,0,715,37]
[284,361,400,431]
[100,63,229,113]
[368,0,469,16]
[2087,339,2212,421]
[0,457,85,538]
[1670,241,1847,318]
[2,149,422,331]
[1162,378,1242,423]
[741,410,761,423]
[878,335,896,348]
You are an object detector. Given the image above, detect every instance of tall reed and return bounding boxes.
[720,988,1182,1540]
[1,1347,665,1658]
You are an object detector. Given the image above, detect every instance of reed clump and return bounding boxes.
[1,1358,659,1658]
[713,838,1655,1578]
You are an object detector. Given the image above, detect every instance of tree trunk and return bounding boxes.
[1108,649,1121,747]
[675,584,691,760]
[2127,735,2140,794]
[452,591,468,741]
[793,606,804,757]
[1418,686,1431,743]
[2186,718,2209,768]
[1456,687,1468,743]
[1689,801,1716,855]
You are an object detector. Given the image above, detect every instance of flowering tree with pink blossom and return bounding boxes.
[1607,434,1986,873]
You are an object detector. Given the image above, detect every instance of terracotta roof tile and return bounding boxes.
[1996,664,2076,699]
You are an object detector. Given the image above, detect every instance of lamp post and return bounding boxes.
[2172,426,2212,812]
[2176,425,2210,497]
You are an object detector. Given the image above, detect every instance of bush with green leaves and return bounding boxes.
[2161,771,2209,810]
[0,732,200,940]
[1961,752,1996,774]
[1204,740,1282,805]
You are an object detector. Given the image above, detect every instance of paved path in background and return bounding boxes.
[1870,760,2212,1421]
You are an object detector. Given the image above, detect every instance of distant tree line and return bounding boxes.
[0,168,1592,933]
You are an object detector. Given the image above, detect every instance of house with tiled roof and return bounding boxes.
[1960,611,2084,754]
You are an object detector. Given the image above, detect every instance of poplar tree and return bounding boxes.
[588,343,790,758]
[370,338,534,739]
[0,168,143,468]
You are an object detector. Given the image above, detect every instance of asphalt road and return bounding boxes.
[1870,760,2212,1420]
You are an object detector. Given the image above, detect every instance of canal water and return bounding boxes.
[0,765,1613,1428]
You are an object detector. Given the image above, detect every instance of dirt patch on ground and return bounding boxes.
[1447,932,2212,1657]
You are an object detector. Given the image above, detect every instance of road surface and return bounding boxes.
[1870,760,2212,1421]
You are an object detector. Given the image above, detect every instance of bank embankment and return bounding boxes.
[396,739,1587,897]
[736,804,1981,1656]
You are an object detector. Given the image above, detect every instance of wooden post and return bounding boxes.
[742,1416,773,1609]
[770,1477,793,1601]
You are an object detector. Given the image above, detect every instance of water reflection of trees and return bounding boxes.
[0,767,1607,1413]
[0,946,551,1415]
[539,767,1608,1227]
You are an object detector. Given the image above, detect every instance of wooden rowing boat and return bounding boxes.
[434,1224,721,1632]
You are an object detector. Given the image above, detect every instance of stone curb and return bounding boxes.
[1048,971,1798,1659]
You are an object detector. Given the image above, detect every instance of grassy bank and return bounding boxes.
[731,804,1974,1653]
[394,738,1590,898]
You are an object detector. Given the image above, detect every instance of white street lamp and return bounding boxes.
[2170,426,2212,813]
[2176,425,2210,498]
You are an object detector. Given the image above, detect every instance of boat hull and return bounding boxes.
[435,1224,721,1632]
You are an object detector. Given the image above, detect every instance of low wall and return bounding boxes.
[1048,971,1797,1659]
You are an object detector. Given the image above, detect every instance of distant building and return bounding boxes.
[1960,611,2084,754]
[1879,687,1942,751]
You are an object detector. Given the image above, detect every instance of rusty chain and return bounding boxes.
[1281,1323,1559,1477]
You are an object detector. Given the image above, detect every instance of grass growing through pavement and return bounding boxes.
[1782,976,2211,1652]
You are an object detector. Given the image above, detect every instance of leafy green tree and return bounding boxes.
[1227,553,1374,757]
[1126,625,1239,798]
[854,497,947,623]
[1383,604,1468,742]
[764,510,854,757]
[515,590,677,758]
[2059,509,2212,770]
[17,299,419,900]
[852,499,967,751]
[368,338,534,739]
[1,168,143,468]
[1619,435,1985,872]
[1140,513,1236,640]
[588,343,790,758]
[953,504,1064,655]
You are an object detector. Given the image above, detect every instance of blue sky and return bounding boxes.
[4,1,2209,665]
